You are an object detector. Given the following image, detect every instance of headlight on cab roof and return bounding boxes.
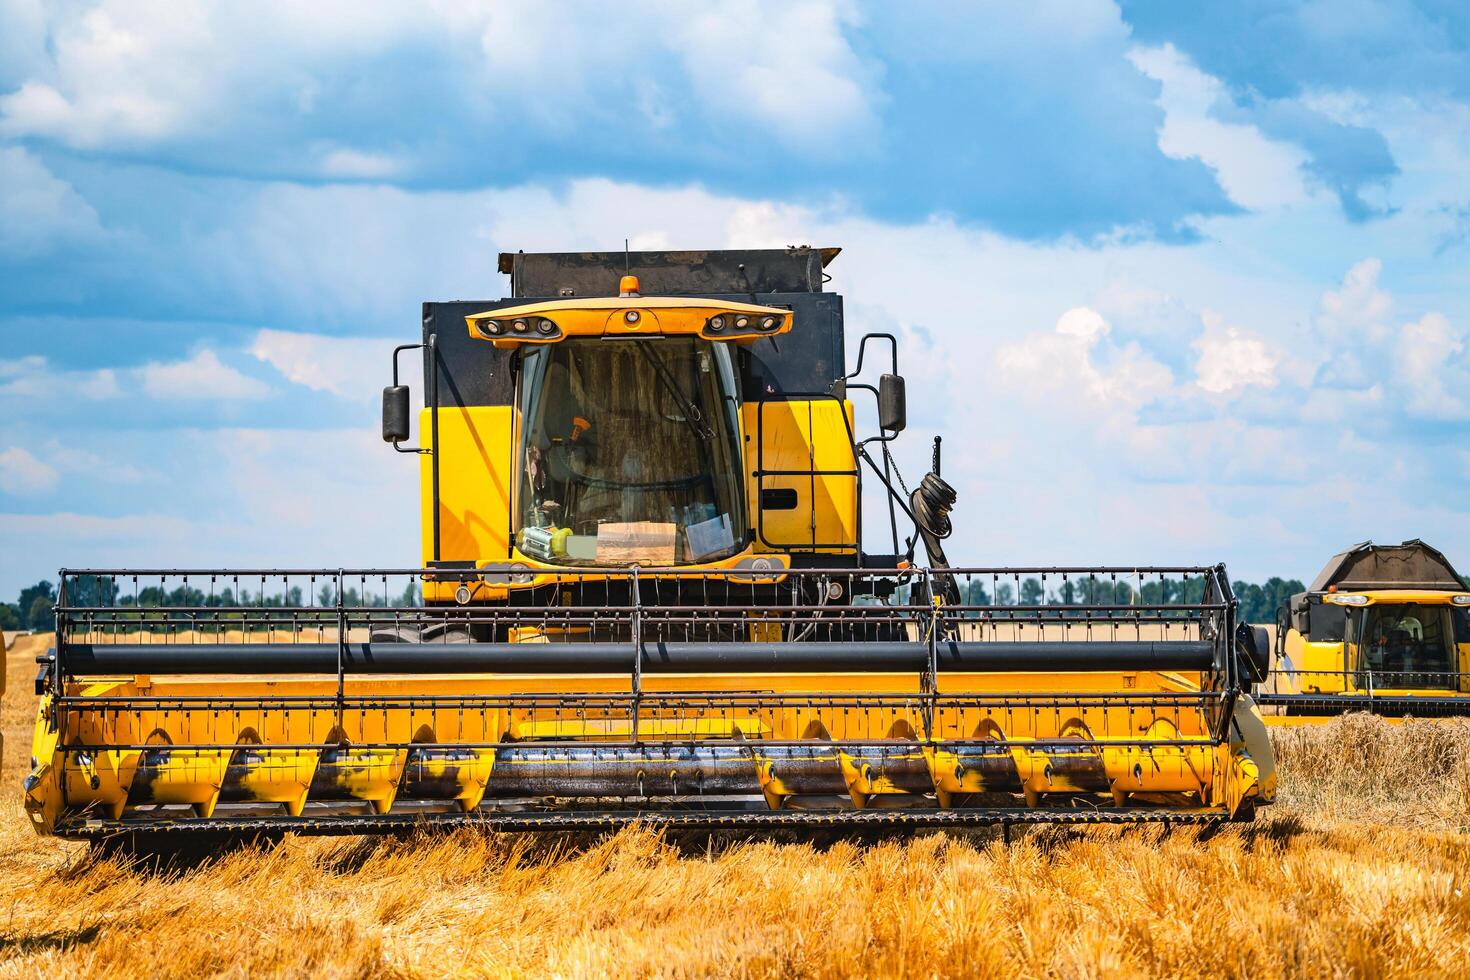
[1325,593,1369,606]
[705,310,785,336]
[1453,595,1470,606]
[473,316,558,340]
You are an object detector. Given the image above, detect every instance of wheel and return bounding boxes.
[367,624,421,643]
[368,624,473,643]
[419,623,473,643]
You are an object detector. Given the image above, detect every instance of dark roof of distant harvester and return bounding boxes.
[1307,539,1467,592]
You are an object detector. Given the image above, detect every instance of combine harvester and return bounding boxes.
[1260,540,1470,719]
[25,247,1275,840]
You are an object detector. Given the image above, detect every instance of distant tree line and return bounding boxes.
[0,581,57,632]
[915,574,1311,624]
[0,577,421,631]
[4,572,1468,632]
[1228,579,1307,624]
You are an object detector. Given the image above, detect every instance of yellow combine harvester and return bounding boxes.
[1259,540,1470,718]
[25,247,1275,840]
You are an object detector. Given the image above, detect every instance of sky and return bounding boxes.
[1,0,1469,597]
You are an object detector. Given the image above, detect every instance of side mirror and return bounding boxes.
[1290,597,1310,636]
[878,373,906,433]
[382,385,411,443]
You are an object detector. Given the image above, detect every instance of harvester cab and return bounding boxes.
[1259,539,1470,718]
[26,247,1276,841]
[382,247,938,598]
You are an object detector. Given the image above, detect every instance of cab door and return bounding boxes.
[1455,605,1470,693]
[745,397,858,555]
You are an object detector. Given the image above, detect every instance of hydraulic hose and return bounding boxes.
[910,472,955,561]
[910,468,961,606]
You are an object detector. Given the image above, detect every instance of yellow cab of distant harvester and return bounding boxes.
[1260,539,1470,721]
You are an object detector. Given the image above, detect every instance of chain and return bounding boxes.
[883,442,912,499]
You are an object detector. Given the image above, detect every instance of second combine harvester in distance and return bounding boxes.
[1260,539,1470,719]
[26,247,1276,840]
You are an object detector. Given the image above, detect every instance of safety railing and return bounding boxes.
[44,565,1242,748]
[1255,664,1470,716]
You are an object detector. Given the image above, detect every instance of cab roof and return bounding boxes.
[1308,539,1467,593]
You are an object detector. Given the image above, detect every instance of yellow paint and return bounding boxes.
[742,399,857,554]
[464,296,793,348]
[228,748,318,816]
[23,289,1273,833]
[419,405,515,592]
[509,717,769,740]
[1278,589,1470,699]
[1323,589,1470,606]
[27,667,1271,832]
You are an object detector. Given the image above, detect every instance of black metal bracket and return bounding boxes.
[388,343,431,455]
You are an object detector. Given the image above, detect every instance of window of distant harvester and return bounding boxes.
[1347,602,1459,689]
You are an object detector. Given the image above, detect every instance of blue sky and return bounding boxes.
[2,0,1469,597]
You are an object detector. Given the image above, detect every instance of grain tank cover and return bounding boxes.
[1307,539,1466,592]
[498,247,839,298]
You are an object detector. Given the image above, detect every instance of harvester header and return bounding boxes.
[25,246,1276,841]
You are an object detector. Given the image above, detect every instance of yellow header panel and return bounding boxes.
[464,295,792,348]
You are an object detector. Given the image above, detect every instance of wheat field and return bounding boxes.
[1,633,1468,978]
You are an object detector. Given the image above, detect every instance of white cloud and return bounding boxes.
[1129,43,1311,211]
[0,426,419,597]
[3,350,266,404]
[48,443,144,484]
[0,422,422,597]
[0,3,250,146]
[472,1,874,148]
[1320,257,1391,332]
[1056,307,1110,342]
[1,1,874,156]
[0,356,120,400]
[250,328,383,398]
[139,349,271,400]
[193,177,1461,576]
[668,0,875,147]
[1193,319,1279,394]
[0,511,192,539]
[318,147,405,180]
[1305,259,1468,420]
[0,355,45,379]
[996,306,1173,409]
[0,146,105,256]
[0,446,58,494]
[1397,312,1468,419]
[4,172,1469,588]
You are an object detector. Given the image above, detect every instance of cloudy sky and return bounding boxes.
[2,0,1468,596]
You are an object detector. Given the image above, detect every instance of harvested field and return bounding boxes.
[2,634,1468,977]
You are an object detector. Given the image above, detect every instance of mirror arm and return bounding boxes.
[844,382,900,448]
[387,343,431,454]
[844,333,899,380]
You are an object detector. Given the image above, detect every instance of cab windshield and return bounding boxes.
[515,337,747,566]
[1349,602,1457,689]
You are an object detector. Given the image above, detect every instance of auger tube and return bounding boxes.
[58,639,1216,675]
